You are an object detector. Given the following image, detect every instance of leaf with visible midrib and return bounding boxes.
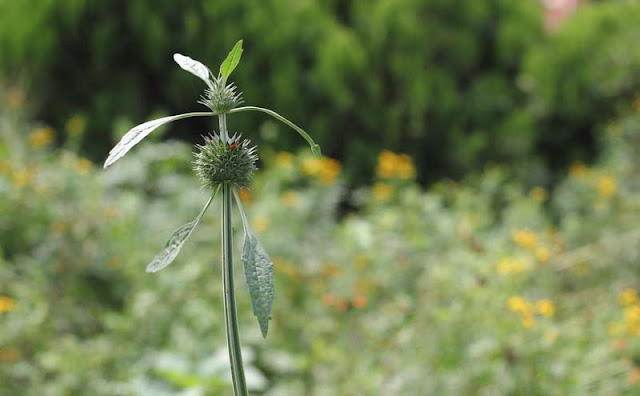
[220,40,243,83]
[173,53,211,85]
[234,189,274,337]
[241,230,274,337]
[146,192,217,273]
[104,112,214,168]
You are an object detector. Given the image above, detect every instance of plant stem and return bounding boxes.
[219,112,247,395]
[219,112,229,145]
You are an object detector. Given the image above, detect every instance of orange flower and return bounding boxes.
[352,295,368,309]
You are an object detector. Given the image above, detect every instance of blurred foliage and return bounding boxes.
[524,0,640,172]
[2,84,640,394]
[0,0,545,184]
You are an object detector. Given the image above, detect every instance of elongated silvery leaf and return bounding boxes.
[173,53,211,85]
[146,191,217,273]
[234,189,274,337]
[104,112,213,168]
[220,40,243,83]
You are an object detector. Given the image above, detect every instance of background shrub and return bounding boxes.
[0,0,544,184]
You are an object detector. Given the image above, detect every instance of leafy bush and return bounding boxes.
[2,85,640,394]
[524,0,640,169]
[0,0,544,184]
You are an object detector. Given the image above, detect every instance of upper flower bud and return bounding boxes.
[199,77,244,114]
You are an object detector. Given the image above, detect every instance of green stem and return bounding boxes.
[220,113,247,395]
[219,112,229,145]
[229,106,321,157]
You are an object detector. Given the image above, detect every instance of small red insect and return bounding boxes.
[229,143,237,150]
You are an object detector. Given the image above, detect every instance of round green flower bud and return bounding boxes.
[198,77,244,114]
[193,133,258,189]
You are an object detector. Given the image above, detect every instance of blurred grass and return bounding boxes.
[1,88,640,395]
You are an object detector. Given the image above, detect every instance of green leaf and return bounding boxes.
[234,189,274,337]
[146,190,218,273]
[229,106,321,158]
[104,112,214,168]
[219,40,243,83]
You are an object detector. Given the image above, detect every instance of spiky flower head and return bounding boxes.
[199,76,244,114]
[193,133,258,189]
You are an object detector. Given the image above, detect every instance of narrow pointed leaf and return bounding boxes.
[173,53,211,85]
[241,231,274,337]
[220,40,243,83]
[146,191,217,273]
[229,106,321,158]
[234,190,274,337]
[104,112,213,168]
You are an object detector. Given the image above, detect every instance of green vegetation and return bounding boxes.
[2,85,640,393]
[1,0,544,183]
[1,1,640,394]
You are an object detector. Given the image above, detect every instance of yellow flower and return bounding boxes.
[318,158,341,184]
[28,127,55,148]
[536,299,555,317]
[0,296,16,313]
[521,313,536,329]
[301,156,341,184]
[625,305,640,323]
[252,216,269,233]
[529,187,548,203]
[535,247,550,263]
[282,190,300,207]
[496,257,529,275]
[507,296,531,313]
[372,182,393,201]
[274,151,294,168]
[65,115,87,137]
[11,167,35,189]
[512,229,537,251]
[74,157,93,175]
[629,322,640,336]
[376,151,397,179]
[596,175,617,198]
[375,150,416,180]
[301,156,323,176]
[569,161,588,179]
[619,288,639,306]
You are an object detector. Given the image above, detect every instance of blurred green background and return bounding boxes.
[1,0,640,395]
